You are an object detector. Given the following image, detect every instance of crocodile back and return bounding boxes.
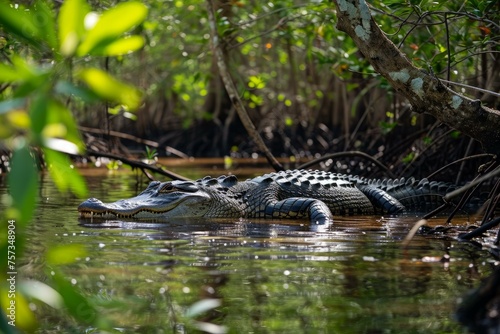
[201,169,482,217]
[348,175,477,214]
[249,170,375,215]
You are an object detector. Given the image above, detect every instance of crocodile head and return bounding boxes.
[78,180,213,220]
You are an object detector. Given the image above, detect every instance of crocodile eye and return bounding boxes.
[159,183,176,193]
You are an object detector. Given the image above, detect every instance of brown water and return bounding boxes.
[2,166,494,333]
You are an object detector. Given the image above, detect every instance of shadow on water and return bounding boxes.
[2,168,495,333]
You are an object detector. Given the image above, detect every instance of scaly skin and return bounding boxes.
[78,169,466,225]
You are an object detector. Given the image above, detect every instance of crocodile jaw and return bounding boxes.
[78,193,211,219]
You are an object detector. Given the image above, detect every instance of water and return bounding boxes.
[2,168,493,333]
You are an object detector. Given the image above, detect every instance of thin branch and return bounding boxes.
[444,12,451,84]
[79,126,189,158]
[425,153,495,180]
[80,126,160,147]
[444,165,500,202]
[231,3,308,27]
[372,7,500,32]
[447,49,500,68]
[421,203,452,220]
[383,7,417,37]
[444,161,499,223]
[397,12,427,49]
[438,79,500,98]
[83,149,191,181]
[481,178,500,225]
[458,217,500,240]
[228,16,290,50]
[400,129,455,176]
[228,9,329,50]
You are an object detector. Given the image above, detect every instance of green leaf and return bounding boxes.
[13,74,52,99]
[402,152,415,163]
[54,80,101,102]
[45,99,85,151]
[45,244,87,265]
[79,68,142,110]
[43,148,87,198]
[248,75,266,89]
[76,2,148,56]
[6,110,30,129]
[29,92,49,137]
[0,2,41,48]
[432,51,448,66]
[0,56,37,83]
[1,57,51,98]
[30,94,84,152]
[107,105,122,115]
[346,83,360,91]
[58,0,89,56]
[8,145,39,226]
[0,63,26,82]
[93,35,145,56]
[379,121,397,135]
[0,1,57,52]
[34,0,57,50]
[450,130,461,139]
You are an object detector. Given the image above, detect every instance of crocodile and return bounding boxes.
[78,169,473,225]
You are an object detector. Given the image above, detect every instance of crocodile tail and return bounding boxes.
[358,185,406,214]
[389,179,485,214]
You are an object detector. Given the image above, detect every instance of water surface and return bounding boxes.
[3,168,493,333]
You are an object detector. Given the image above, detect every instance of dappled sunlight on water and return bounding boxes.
[2,170,495,333]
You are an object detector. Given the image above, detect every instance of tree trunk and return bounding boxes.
[331,0,500,155]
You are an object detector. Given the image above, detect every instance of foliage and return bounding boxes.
[0,0,498,330]
[0,0,147,331]
[48,0,497,161]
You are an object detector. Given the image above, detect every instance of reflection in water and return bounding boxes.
[1,172,494,333]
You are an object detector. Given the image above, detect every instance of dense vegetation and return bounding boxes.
[0,0,498,331]
[2,1,498,166]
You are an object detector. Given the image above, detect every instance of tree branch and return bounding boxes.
[84,149,191,181]
[332,0,500,154]
[206,0,283,171]
[79,126,189,158]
